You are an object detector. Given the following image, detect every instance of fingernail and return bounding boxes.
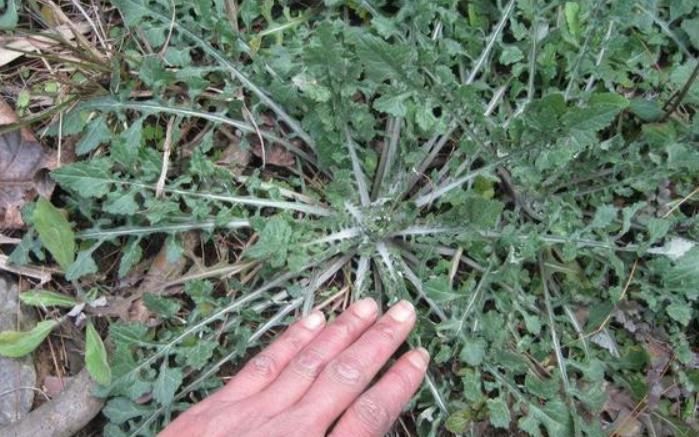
[388,300,414,322]
[407,348,430,370]
[303,311,325,330]
[352,298,377,319]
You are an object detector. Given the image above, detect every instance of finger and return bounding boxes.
[215,310,326,402]
[329,348,429,437]
[250,297,378,415]
[297,300,416,428]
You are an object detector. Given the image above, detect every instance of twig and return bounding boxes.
[661,60,699,122]
[0,254,54,284]
[155,118,176,198]
[0,234,21,245]
[663,185,699,217]
[584,259,638,338]
[69,0,108,51]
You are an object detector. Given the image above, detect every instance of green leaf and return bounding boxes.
[630,99,663,121]
[52,159,114,198]
[487,397,512,428]
[246,217,293,267]
[65,249,99,281]
[354,33,413,83]
[499,45,524,65]
[564,2,581,37]
[118,238,143,278]
[0,320,58,358]
[0,0,19,30]
[459,337,487,366]
[76,116,111,155]
[32,198,76,270]
[20,289,78,308]
[666,303,692,326]
[153,365,183,406]
[143,293,181,318]
[102,397,152,424]
[292,73,332,102]
[85,321,112,385]
[104,192,139,216]
[562,93,628,131]
[373,93,409,117]
[681,18,699,50]
[446,410,473,433]
[590,205,616,229]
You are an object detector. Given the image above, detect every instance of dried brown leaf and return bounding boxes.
[0,100,57,228]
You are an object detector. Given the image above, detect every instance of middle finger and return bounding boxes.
[294,300,416,429]
[248,297,379,416]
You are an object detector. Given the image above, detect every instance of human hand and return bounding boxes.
[159,298,429,437]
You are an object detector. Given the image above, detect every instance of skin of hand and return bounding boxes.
[159,298,429,437]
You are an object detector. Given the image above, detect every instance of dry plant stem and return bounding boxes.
[0,369,103,437]
[584,259,638,338]
[155,117,176,198]
[662,185,699,217]
[0,254,54,284]
[44,0,106,62]
[661,61,699,122]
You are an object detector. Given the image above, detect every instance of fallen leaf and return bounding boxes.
[249,135,295,168]
[0,98,36,142]
[0,24,90,68]
[0,100,57,228]
[217,138,251,175]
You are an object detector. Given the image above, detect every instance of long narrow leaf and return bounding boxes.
[111,0,315,149]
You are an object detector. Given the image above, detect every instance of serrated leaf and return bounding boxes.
[0,320,58,357]
[65,249,99,281]
[373,93,409,117]
[459,337,486,366]
[354,33,413,83]
[562,93,628,131]
[487,397,511,428]
[85,321,112,385]
[143,293,181,318]
[499,45,524,65]
[666,303,692,326]
[20,289,78,308]
[118,238,143,278]
[153,365,183,406]
[246,217,292,267]
[564,2,581,37]
[102,397,152,424]
[104,192,138,216]
[52,159,114,198]
[76,116,111,155]
[33,198,75,270]
[590,205,616,229]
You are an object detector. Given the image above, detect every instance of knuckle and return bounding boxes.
[329,355,364,386]
[281,331,306,350]
[353,395,391,433]
[327,319,353,340]
[371,322,397,342]
[246,354,277,379]
[292,348,325,378]
[386,367,414,396]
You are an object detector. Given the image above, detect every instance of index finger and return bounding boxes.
[295,300,417,428]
